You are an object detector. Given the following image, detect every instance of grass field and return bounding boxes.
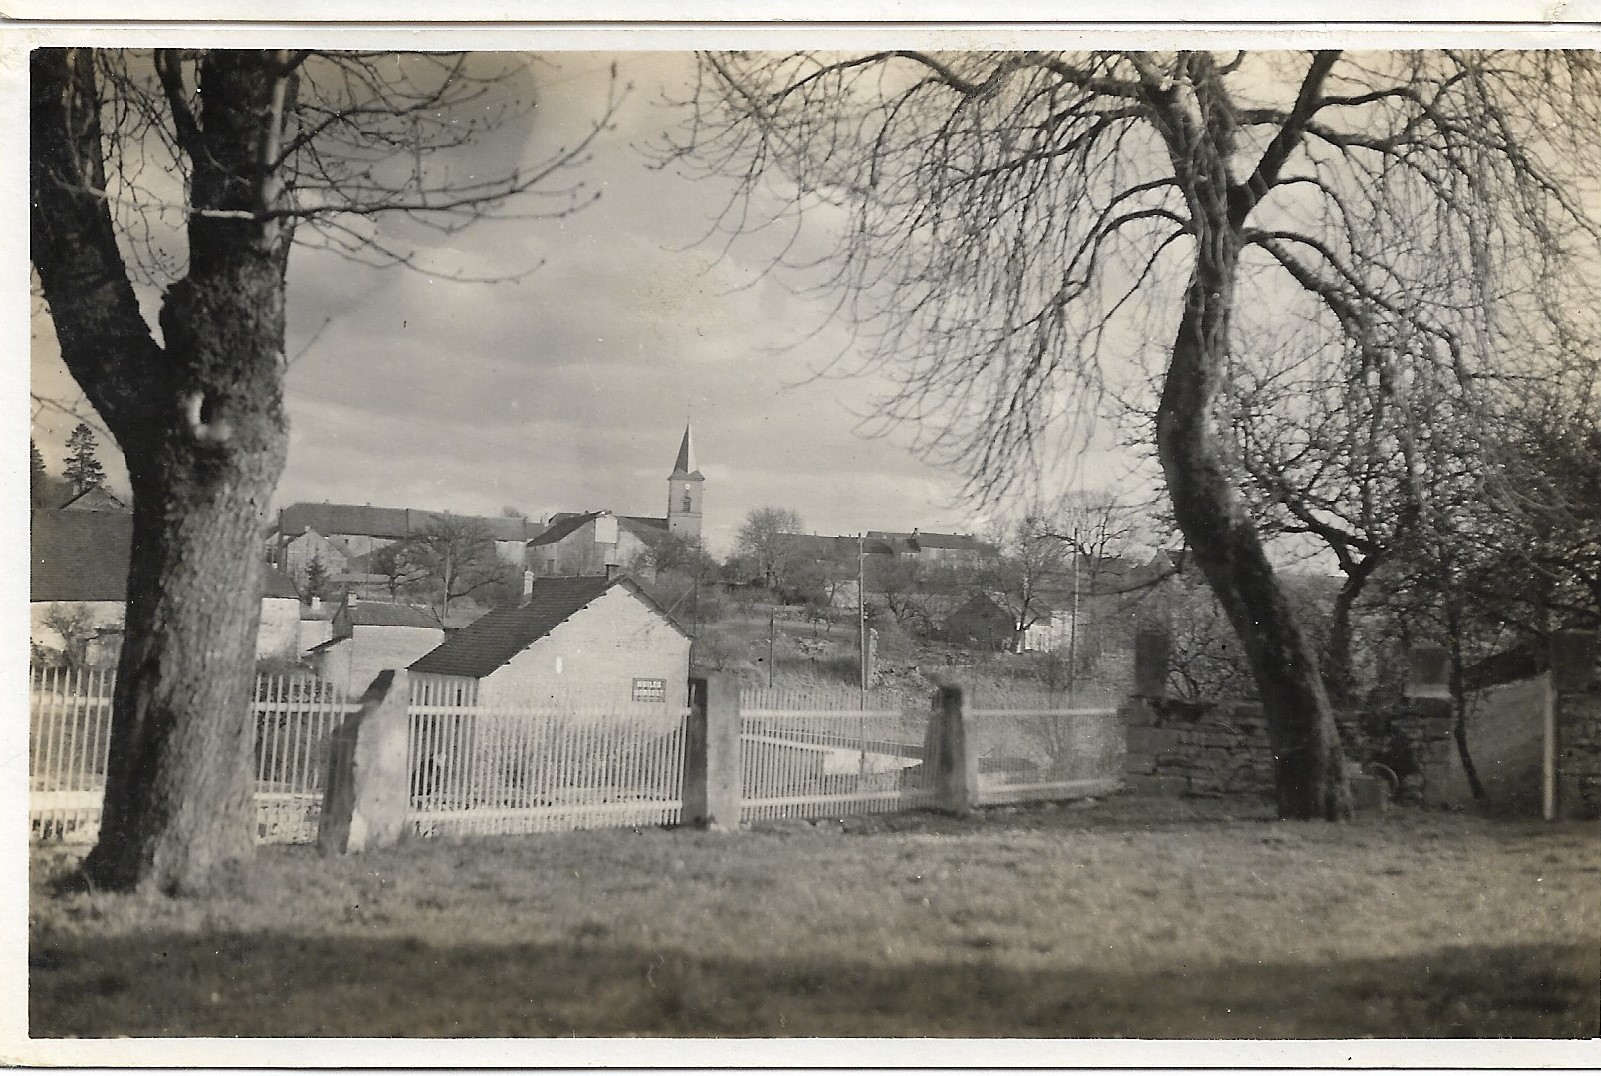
[28,795,1599,1039]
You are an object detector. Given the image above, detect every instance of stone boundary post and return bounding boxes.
[1551,630,1600,819]
[1133,626,1170,699]
[923,684,977,816]
[683,672,741,831]
[319,669,412,855]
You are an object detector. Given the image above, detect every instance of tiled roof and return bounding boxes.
[528,512,670,549]
[527,511,600,548]
[262,565,301,599]
[410,575,682,678]
[30,510,133,601]
[869,530,995,554]
[276,502,534,544]
[279,502,415,540]
[345,602,441,629]
[31,510,294,604]
[619,515,668,538]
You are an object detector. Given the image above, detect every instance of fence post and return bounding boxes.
[924,683,977,816]
[683,672,741,831]
[319,669,411,855]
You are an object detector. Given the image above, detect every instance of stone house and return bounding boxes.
[304,597,444,696]
[30,509,301,666]
[526,424,705,580]
[409,573,691,711]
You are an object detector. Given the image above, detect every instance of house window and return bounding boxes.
[632,677,666,702]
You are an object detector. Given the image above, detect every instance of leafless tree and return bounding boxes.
[735,506,808,595]
[668,50,1601,818]
[44,604,104,670]
[978,508,1073,651]
[31,48,617,892]
[403,516,515,620]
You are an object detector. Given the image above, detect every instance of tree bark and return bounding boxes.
[1158,263,1352,818]
[1323,560,1376,706]
[32,49,295,893]
[1146,53,1351,821]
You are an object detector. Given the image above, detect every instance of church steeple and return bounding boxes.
[670,423,702,480]
[667,422,704,541]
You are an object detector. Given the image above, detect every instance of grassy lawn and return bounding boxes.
[28,795,1600,1039]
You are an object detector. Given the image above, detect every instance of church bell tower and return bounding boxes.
[666,423,704,541]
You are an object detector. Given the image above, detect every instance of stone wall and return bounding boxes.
[1558,691,1601,817]
[1122,695,1460,805]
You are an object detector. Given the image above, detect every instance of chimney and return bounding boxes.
[522,569,535,601]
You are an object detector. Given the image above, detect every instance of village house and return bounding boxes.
[269,502,536,589]
[526,424,704,579]
[30,509,301,666]
[409,573,691,711]
[304,596,445,696]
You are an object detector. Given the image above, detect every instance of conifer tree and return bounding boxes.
[63,422,106,496]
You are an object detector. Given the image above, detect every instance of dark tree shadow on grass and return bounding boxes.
[29,931,1599,1039]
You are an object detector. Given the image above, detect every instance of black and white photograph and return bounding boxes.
[11,10,1601,1061]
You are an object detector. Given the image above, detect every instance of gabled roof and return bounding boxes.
[527,511,601,548]
[409,575,686,678]
[528,511,671,550]
[343,601,442,629]
[30,510,133,602]
[58,486,128,512]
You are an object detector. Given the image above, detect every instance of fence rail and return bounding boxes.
[740,704,937,823]
[408,702,690,838]
[28,667,358,845]
[31,668,1127,847]
[966,706,1125,806]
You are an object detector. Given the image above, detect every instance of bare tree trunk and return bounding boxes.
[1445,599,1487,800]
[33,49,295,893]
[81,259,291,893]
[1156,222,1352,821]
[1324,562,1376,707]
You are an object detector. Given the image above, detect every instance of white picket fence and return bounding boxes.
[30,668,1125,846]
[28,667,357,845]
[407,676,691,838]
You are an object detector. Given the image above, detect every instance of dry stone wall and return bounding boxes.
[1121,696,1460,805]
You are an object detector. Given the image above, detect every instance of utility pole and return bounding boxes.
[1068,540,1080,707]
[768,601,776,690]
[858,532,868,709]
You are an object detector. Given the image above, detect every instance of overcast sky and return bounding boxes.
[28,51,1146,556]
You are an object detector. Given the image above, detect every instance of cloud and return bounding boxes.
[30,50,1024,560]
